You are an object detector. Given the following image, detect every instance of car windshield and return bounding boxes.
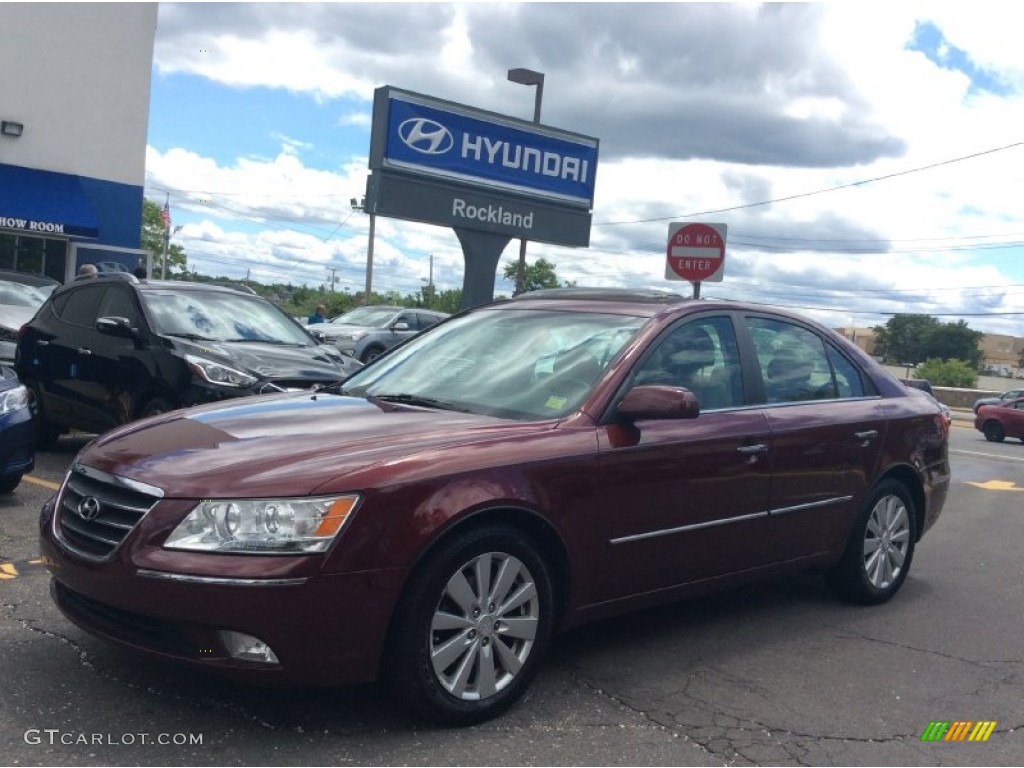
[0,280,55,308]
[342,308,645,420]
[144,290,314,344]
[328,306,399,327]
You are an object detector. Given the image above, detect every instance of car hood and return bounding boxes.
[171,338,361,380]
[0,303,38,331]
[81,393,544,498]
[309,322,377,337]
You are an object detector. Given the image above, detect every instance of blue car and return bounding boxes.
[0,365,34,493]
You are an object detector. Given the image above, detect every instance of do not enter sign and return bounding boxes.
[666,222,727,283]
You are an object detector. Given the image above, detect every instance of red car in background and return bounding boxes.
[38,288,950,725]
[974,397,1024,442]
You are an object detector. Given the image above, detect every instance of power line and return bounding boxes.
[594,140,1024,227]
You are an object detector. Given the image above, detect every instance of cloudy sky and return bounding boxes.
[144,2,1024,335]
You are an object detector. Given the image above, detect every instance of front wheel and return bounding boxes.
[385,524,555,726]
[826,480,916,605]
[25,382,62,449]
[983,421,1005,442]
[360,345,385,364]
[0,474,23,494]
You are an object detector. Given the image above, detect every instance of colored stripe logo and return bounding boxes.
[921,721,996,742]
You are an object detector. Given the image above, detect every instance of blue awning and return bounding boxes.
[0,163,100,238]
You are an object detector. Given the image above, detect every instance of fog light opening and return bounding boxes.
[218,630,280,664]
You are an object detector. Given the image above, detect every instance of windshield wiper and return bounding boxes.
[369,393,468,412]
[164,332,216,341]
[224,338,304,345]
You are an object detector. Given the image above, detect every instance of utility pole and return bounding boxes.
[328,267,337,292]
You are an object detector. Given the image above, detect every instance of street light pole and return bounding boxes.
[507,67,545,296]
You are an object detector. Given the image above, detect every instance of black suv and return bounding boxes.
[15,275,361,446]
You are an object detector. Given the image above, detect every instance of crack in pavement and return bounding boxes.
[832,627,1024,667]
[8,608,280,731]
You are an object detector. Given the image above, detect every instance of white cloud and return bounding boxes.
[148,2,1024,336]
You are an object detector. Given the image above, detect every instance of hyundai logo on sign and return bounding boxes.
[376,88,599,208]
[398,118,455,155]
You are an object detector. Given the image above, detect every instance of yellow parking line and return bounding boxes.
[0,563,18,580]
[22,475,61,491]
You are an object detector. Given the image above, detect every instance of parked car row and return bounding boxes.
[305,305,449,363]
[37,288,951,725]
[14,273,362,446]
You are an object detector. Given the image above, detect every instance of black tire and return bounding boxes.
[137,396,175,420]
[826,480,916,606]
[360,345,386,364]
[25,382,62,450]
[983,421,1005,442]
[0,474,23,494]
[384,524,555,726]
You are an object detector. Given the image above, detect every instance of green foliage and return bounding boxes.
[914,358,978,388]
[501,257,564,294]
[873,314,983,368]
[140,199,188,277]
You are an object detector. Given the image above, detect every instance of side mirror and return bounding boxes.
[391,321,410,331]
[96,316,138,339]
[617,385,701,421]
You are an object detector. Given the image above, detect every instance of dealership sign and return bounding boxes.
[370,87,599,209]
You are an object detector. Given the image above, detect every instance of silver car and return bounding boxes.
[0,270,59,364]
[307,305,449,363]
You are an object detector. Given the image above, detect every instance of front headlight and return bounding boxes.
[0,385,29,416]
[185,354,258,388]
[340,331,368,342]
[164,495,360,554]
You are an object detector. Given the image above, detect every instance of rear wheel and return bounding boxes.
[827,480,916,605]
[983,421,1005,442]
[137,396,175,420]
[385,524,555,725]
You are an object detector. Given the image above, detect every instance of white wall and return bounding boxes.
[0,3,157,185]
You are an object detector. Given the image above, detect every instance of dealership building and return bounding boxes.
[0,4,157,282]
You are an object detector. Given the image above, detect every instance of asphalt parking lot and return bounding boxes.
[1,422,1022,766]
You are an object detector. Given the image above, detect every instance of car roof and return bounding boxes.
[0,269,60,287]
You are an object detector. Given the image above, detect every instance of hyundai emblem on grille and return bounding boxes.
[76,496,102,521]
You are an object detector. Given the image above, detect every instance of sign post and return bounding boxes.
[665,222,728,298]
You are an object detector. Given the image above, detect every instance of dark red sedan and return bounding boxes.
[39,288,950,725]
[974,397,1024,442]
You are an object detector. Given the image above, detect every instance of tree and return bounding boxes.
[873,315,940,365]
[502,257,562,293]
[140,198,188,277]
[873,314,983,368]
[915,358,978,388]
[925,319,983,370]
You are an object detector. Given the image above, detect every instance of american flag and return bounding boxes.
[161,198,171,231]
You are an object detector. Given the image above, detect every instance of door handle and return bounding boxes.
[854,430,878,447]
[76,348,93,356]
[737,444,768,464]
[37,340,49,346]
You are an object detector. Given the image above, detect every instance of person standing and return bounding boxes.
[307,304,328,325]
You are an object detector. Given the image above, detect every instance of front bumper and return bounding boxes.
[39,494,406,687]
[0,406,35,480]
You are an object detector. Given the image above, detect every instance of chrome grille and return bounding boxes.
[55,464,163,562]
